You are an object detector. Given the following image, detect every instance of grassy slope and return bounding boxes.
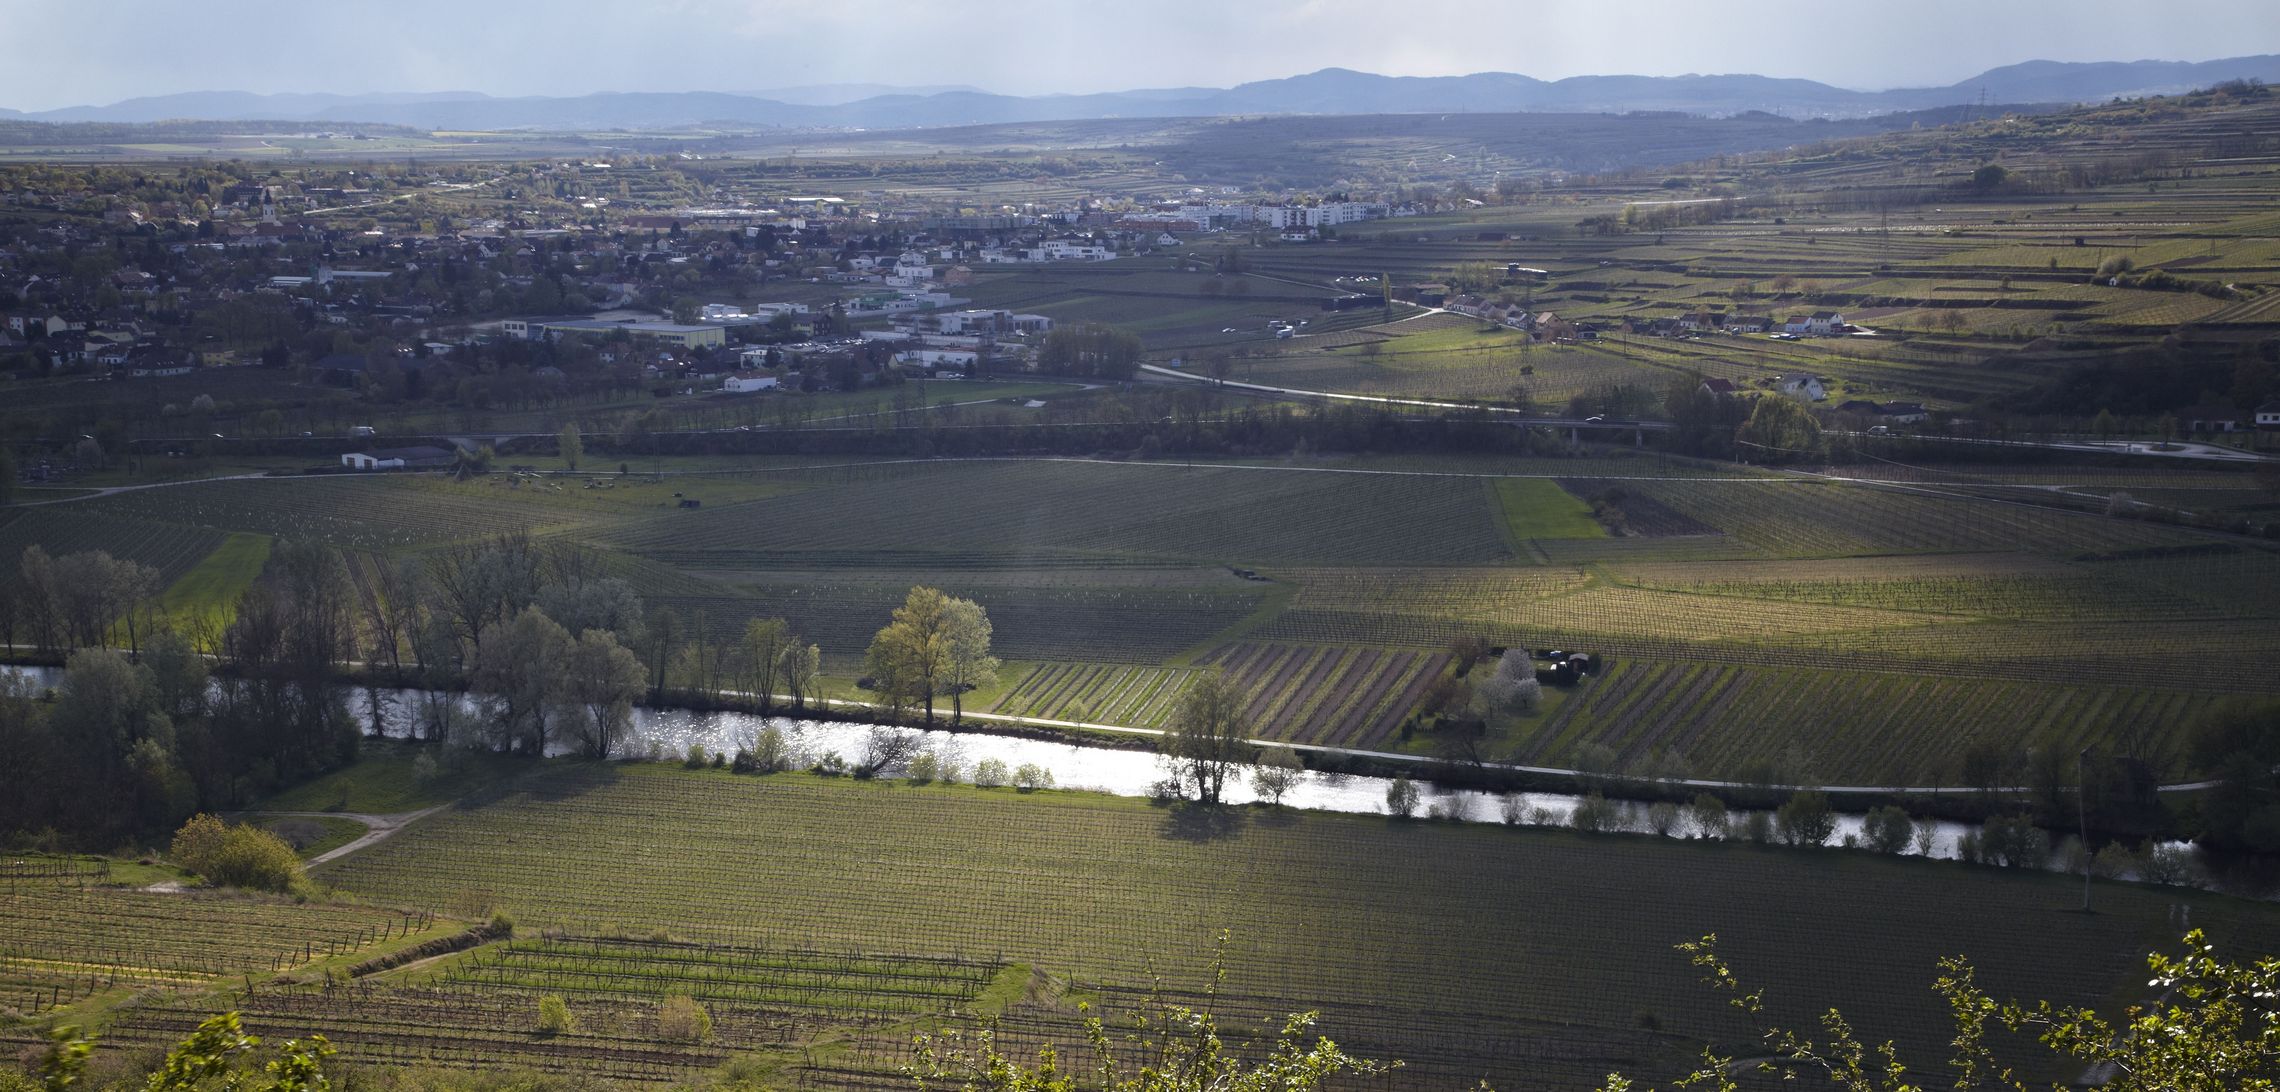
[314,762,2280,1088]
[156,532,270,635]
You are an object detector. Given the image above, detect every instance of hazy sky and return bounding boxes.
[3,0,2275,110]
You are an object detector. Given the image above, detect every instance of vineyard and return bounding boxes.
[302,762,2280,1089]
[0,507,225,584]
[85,935,1018,1083]
[60,477,614,550]
[603,460,1518,567]
[0,880,428,1018]
[1196,641,1453,746]
[1497,657,2232,785]
[987,662,1199,725]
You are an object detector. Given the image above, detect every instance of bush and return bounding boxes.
[1570,793,1624,834]
[751,726,790,773]
[488,908,517,937]
[973,758,1010,789]
[1862,805,1915,855]
[812,751,846,777]
[1499,793,1525,825]
[1384,776,1420,819]
[1645,801,1680,836]
[169,814,304,894]
[537,994,575,1036]
[684,744,708,769]
[657,994,712,1043]
[1688,793,1729,839]
[1775,790,1837,847]
[907,750,940,783]
[1012,763,1054,792]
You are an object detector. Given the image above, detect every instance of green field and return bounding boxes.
[5,449,2276,785]
[199,762,2280,1088]
[156,531,271,636]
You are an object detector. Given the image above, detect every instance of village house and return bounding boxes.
[1783,311,1847,336]
[1776,375,1829,402]
[723,373,780,393]
[2258,401,2280,430]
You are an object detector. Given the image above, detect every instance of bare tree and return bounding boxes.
[1249,746,1304,805]
[1162,672,1253,805]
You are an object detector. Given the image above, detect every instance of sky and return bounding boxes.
[1,0,2275,111]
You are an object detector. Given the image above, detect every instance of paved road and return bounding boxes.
[1140,363,1672,430]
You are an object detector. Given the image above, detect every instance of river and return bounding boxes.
[15,663,2203,884]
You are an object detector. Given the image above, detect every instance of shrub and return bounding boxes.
[1739,810,1775,844]
[684,744,708,769]
[812,751,846,777]
[169,814,304,894]
[751,726,790,773]
[537,994,575,1036]
[488,908,517,937]
[1645,801,1680,837]
[907,750,940,783]
[657,994,711,1043]
[1012,763,1054,792]
[973,758,1010,788]
[1499,794,1524,826]
[1570,793,1624,834]
[1384,776,1420,819]
[1774,790,1837,847]
[1862,806,1915,855]
[1688,793,1729,839]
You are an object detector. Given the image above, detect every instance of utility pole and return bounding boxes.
[2078,747,2093,912]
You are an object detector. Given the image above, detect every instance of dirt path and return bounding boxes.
[244,807,448,866]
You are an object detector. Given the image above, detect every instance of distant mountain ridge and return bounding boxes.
[11,56,2279,130]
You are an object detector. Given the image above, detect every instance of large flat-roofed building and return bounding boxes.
[513,318,727,349]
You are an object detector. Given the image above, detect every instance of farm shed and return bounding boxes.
[342,446,455,471]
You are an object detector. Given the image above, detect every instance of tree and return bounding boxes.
[557,422,582,470]
[1735,395,1823,463]
[1687,793,1730,839]
[1774,789,1837,847]
[1250,746,1304,805]
[740,617,791,709]
[473,606,572,754]
[940,596,998,724]
[866,586,954,723]
[1861,805,1914,855]
[564,629,644,759]
[1162,672,1252,805]
[780,642,821,712]
[1385,775,1420,818]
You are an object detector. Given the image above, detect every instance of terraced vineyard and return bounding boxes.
[0,882,425,1017]
[94,934,1014,1083]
